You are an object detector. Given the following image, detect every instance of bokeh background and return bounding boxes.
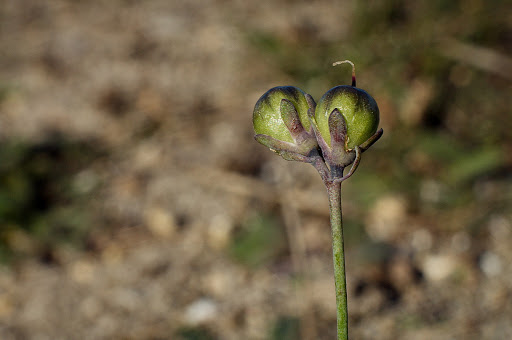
[1,1,511,339]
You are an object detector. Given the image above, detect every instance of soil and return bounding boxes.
[0,1,511,339]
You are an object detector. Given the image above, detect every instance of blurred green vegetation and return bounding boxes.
[229,213,287,268]
[271,316,300,340]
[0,135,104,263]
[176,326,218,340]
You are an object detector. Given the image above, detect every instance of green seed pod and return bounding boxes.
[315,85,379,150]
[253,86,312,143]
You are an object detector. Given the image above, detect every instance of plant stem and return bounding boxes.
[326,181,348,340]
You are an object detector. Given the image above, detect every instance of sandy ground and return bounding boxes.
[1,1,511,339]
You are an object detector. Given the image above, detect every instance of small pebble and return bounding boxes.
[479,251,502,277]
[184,298,218,325]
[422,254,456,282]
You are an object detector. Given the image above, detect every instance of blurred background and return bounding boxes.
[1,0,511,339]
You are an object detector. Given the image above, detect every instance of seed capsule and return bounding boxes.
[253,86,312,143]
[315,85,379,150]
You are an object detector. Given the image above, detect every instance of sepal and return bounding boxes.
[360,128,383,152]
[280,99,305,138]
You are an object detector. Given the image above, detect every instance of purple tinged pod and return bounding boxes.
[315,85,379,150]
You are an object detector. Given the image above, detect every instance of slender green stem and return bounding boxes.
[326,181,348,340]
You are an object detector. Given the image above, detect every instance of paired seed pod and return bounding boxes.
[253,60,383,180]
